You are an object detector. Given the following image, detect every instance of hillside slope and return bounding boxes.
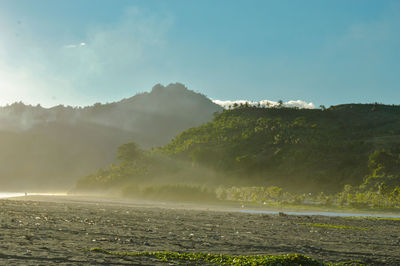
[0,83,221,190]
[160,104,400,191]
[76,103,400,194]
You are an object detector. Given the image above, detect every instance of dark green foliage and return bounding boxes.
[77,103,400,197]
[368,149,400,175]
[117,142,144,163]
[361,149,400,191]
[159,104,400,192]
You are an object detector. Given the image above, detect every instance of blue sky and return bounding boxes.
[0,0,399,107]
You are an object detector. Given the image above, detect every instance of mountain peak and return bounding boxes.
[151,82,191,94]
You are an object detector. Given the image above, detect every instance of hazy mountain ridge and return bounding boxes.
[0,83,221,143]
[0,83,222,190]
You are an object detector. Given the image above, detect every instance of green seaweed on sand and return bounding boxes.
[299,223,370,230]
[88,248,367,265]
[89,248,323,265]
[343,216,400,221]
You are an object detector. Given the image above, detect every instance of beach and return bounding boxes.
[0,195,399,265]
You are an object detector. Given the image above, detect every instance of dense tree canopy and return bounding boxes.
[76,103,400,194]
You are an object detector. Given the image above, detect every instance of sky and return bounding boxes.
[0,0,399,107]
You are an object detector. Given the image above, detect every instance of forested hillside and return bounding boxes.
[161,103,400,191]
[0,83,221,190]
[76,103,400,194]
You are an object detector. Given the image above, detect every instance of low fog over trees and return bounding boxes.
[0,83,221,190]
[77,103,400,200]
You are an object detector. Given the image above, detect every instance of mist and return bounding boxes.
[0,83,221,191]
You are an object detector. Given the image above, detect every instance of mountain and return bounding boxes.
[0,83,222,190]
[75,103,400,194]
[160,103,400,192]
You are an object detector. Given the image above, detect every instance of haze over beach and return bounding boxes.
[0,0,400,265]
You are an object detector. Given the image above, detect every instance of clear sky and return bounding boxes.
[0,0,399,107]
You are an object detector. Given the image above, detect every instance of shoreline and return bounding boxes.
[7,194,400,219]
[1,195,399,264]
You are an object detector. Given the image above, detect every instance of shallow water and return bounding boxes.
[238,209,400,218]
[0,192,67,199]
[1,192,399,219]
[0,192,26,198]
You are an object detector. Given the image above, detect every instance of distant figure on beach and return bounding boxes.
[25,192,27,196]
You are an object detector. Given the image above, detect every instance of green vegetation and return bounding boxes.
[299,223,369,230]
[212,184,400,211]
[216,185,400,210]
[160,104,400,192]
[89,248,365,265]
[76,104,400,210]
[344,216,400,221]
[89,248,324,265]
[121,184,217,202]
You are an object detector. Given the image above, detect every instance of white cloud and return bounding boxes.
[64,42,86,48]
[284,100,315,109]
[213,99,315,109]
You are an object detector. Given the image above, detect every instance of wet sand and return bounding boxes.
[0,195,399,265]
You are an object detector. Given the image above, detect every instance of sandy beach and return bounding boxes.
[0,195,399,265]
